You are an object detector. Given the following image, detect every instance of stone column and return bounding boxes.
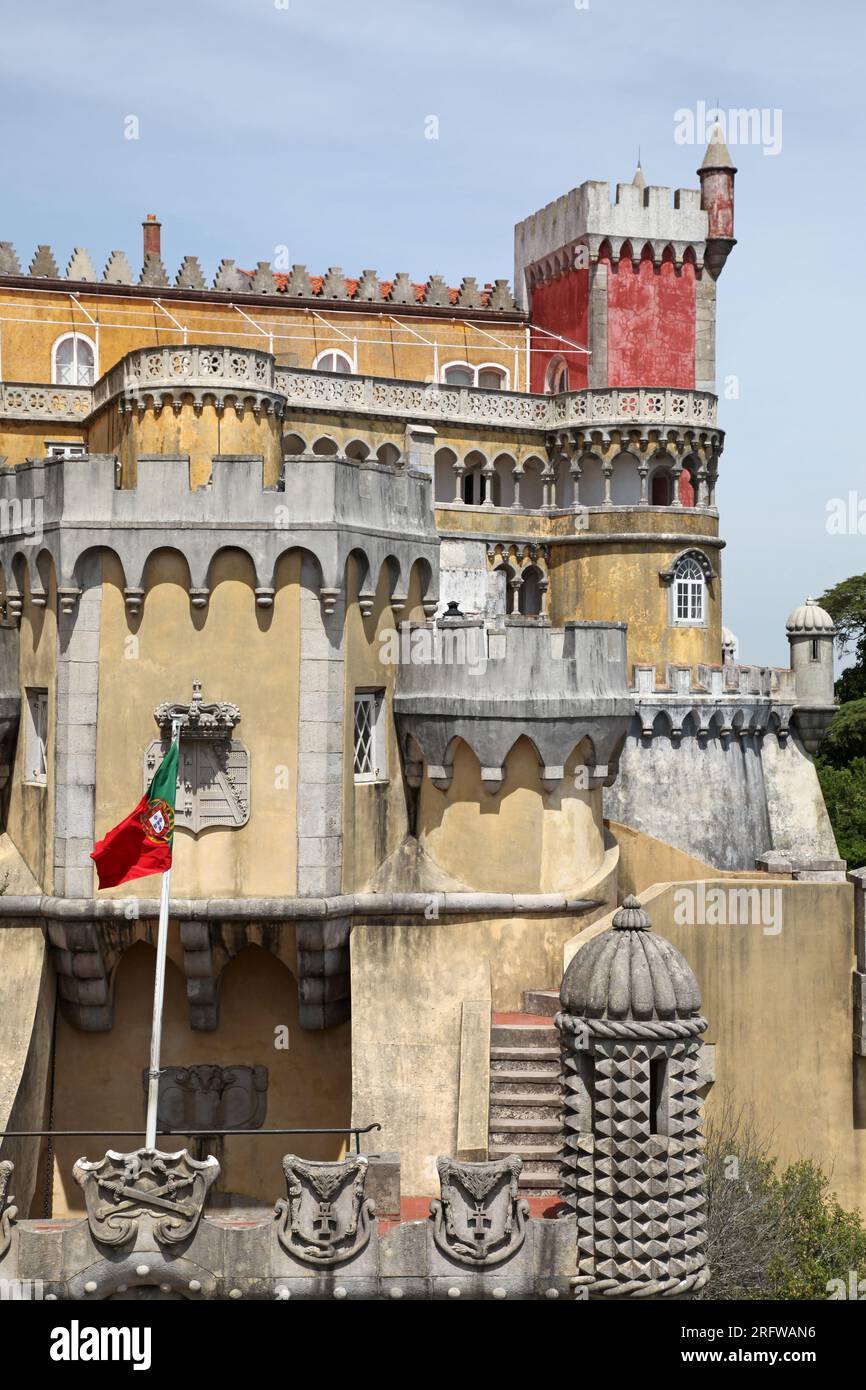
[54,554,102,898]
[297,558,345,896]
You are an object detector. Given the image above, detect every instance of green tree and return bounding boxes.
[815,760,866,868]
[817,574,866,701]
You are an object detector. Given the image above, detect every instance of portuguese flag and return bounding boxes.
[91,740,180,890]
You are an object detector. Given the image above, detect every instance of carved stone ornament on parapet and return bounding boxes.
[431,1155,529,1266]
[0,1160,16,1260]
[141,1064,268,1133]
[275,1155,375,1265]
[145,679,249,833]
[72,1148,219,1248]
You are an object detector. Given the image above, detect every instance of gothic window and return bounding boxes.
[545,356,569,394]
[651,469,672,506]
[313,349,352,374]
[519,565,543,617]
[23,687,48,785]
[673,556,705,625]
[52,333,95,386]
[353,689,386,782]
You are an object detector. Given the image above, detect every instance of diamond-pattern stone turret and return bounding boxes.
[556,895,709,1297]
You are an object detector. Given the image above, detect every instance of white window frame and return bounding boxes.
[51,332,96,387]
[353,689,387,783]
[44,439,86,460]
[313,348,353,374]
[441,361,509,390]
[671,556,706,627]
[23,687,48,786]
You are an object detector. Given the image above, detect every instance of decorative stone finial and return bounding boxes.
[611,893,651,930]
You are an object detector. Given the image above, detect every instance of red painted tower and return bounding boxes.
[514,128,735,398]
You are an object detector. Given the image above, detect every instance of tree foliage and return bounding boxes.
[700,1105,866,1300]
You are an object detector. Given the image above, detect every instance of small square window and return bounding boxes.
[353,690,386,782]
[24,688,48,785]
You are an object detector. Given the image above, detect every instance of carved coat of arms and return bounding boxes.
[275,1155,375,1265]
[0,1161,16,1261]
[72,1147,219,1247]
[431,1155,529,1266]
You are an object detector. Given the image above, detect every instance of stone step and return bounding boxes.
[521,989,559,1017]
[489,1064,560,1083]
[489,1090,561,1107]
[489,1142,563,1161]
[491,1023,557,1049]
[490,1119,562,1136]
[490,1046,560,1064]
[516,1175,562,1191]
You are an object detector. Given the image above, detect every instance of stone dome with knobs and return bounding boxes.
[560,894,703,1024]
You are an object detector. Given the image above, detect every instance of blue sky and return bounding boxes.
[1,0,864,666]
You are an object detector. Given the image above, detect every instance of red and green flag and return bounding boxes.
[91,740,180,890]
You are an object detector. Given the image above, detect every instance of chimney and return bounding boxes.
[142,214,161,260]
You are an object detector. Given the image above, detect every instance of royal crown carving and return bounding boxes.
[430,1155,529,1267]
[275,1155,376,1265]
[154,679,241,737]
[72,1147,219,1248]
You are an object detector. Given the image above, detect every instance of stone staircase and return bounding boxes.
[488,990,564,1194]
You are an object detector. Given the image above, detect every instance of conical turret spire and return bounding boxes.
[700,121,736,172]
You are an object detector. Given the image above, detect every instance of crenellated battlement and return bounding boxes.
[0,449,439,618]
[0,240,518,313]
[514,177,709,305]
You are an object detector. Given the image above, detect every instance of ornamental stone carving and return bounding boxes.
[0,1160,16,1261]
[275,1155,375,1265]
[72,1147,219,1248]
[146,681,249,833]
[141,1064,268,1132]
[430,1155,529,1267]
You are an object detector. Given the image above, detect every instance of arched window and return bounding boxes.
[519,566,544,617]
[673,556,705,625]
[477,365,507,390]
[442,362,508,389]
[313,349,352,374]
[651,469,672,506]
[52,333,95,386]
[545,356,569,394]
[443,362,475,386]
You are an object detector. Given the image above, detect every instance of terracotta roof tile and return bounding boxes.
[237,267,501,308]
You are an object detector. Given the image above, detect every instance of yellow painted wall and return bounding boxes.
[417,737,605,894]
[87,399,282,490]
[50,937,351,1214]
[95,548,301,898]
[5,567,56,890]
[564,879,866,1214]
[550,537,721,672]
[342,557,426,892]
[0,287,525,389]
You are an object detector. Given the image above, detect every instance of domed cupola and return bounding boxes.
[786,596,835,636]
[560,895,702,1024]
[785,597,837,750]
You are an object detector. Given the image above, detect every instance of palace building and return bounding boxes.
[0,128,862,1299]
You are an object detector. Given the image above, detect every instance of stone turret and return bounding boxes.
[557,895,709,1298]
[787,596,837,751]
[698,124,737,279]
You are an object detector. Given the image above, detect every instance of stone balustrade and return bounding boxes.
[1,350,720,440]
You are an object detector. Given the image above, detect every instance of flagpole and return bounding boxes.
[144,718,181,1150]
